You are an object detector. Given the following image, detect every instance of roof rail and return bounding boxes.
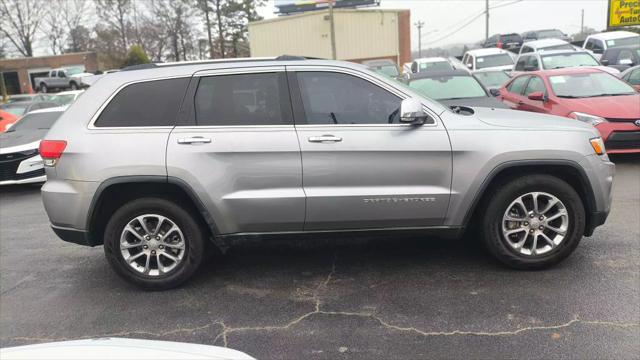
[120,55,327,72]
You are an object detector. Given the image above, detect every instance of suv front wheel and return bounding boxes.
[482,175,585,269]
[103,197,205,290]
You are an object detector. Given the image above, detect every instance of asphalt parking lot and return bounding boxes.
[0,156,638,359]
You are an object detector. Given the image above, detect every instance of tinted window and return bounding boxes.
[297,72,401,125]
[57,70,65,77]
[527,56,540,70]
[618,49,635,63]
[524,76,545,95]
[521,46,533,54]
[195,73,289,126]
[507,76,530,94]
[95,78,189,127]
[11,112,62,131]
[515,56,528,71]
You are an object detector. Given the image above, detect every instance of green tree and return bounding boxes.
[122,45,150,67]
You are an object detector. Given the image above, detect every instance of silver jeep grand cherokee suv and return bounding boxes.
[40,57,614,289]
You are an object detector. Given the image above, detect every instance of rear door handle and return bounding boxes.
[308,135,342,143]
[177,136,211,144]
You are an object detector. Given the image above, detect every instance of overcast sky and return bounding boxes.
[257,0,609,48]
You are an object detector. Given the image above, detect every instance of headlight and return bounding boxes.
[590,137,606,155]
[569,112,606,126]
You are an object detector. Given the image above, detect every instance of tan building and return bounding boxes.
[0,52,98,95]
[249,9,411,66]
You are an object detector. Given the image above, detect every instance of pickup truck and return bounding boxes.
[34,68,91,93]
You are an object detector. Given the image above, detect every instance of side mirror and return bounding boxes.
[600,59,609,66]
[527,91,545,101]
[489,88,501,97]
[466,63,473,69]
[619,58,633,66]
[400,98,428,124]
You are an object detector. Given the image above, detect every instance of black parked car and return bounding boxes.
[522,29,572,43]
[599,46,640,71]
[405,69,509,109]
[483,33,523,52]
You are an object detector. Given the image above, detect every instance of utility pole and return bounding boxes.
[415,20,425,58]
[485,0,490,41]
[328,0,337,60]
[580,9,584,36]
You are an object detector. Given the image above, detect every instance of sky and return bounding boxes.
[257,0,610,48]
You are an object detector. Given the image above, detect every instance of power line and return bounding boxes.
[423,9,486,45]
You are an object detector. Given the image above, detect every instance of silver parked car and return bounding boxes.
[40,57,614,290]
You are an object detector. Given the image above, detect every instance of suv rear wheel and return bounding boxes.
[481,175,585,269]
[103,197,205,290]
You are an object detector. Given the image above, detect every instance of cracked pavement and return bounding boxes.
[1,156,639,359]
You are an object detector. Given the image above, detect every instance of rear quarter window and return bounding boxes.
[94,77,190,127]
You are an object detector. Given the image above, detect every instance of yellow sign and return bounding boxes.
[608,0,640,27]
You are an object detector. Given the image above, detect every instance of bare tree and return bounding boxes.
[95,0,131,56]
[197,0,215,58]
[61,0,88,53]
[148,0,196,62]
[0,0,46,57]
[45,1,66,55]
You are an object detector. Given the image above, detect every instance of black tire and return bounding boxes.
[103,197,205,290]
[40,83,47,93]
[481,174,585,270]
[70,82,78,90]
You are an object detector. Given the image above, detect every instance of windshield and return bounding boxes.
[606,36,640,48]
[419,61,454,72]
[10,112,62,131]
[541,53,598,69]
[473,71,510,88]
[65,68,84,76]
[372,65,399,77]
[538,29,564,39]
[540,44,575,52]
[476,54,514,69]
[1,103,28,116]
[549,72,636,98]
[52,94,77,106]
[409,75,487,100]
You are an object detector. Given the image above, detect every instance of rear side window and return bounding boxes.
[194,72,291,126]
[95,78,189,127]
[524,76,545,96]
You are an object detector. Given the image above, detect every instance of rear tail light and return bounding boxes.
[496,42,503,48]
[39,140,67,166]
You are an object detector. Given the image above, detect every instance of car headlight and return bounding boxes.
[569,112,606,126]
[589,137,606,155]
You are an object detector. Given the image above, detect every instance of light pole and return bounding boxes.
[415,21,425,58]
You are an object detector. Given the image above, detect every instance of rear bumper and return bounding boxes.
[51,225,94,246]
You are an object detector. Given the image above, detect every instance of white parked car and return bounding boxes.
[52,90,85,107]
[461,48,515,71]
[513,50,621,76]
[519,39,577,54]
[409,57,455,73]
[582,31,640,60]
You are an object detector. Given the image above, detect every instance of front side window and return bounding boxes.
[475,54,514,69]
[524,76,546,96]
[195,73,290,126]
[515,56,529,71]
[296,72,401,125]
[57,70,66,78]
[409,75,487,100]
[507,76,530,95]
[95,77,189,127]
[628,68,640,85]
[541,53,598,69]
[474,71,510,89]
[549,72,636,98]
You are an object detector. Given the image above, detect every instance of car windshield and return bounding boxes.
[541,53,598,69]
[66,68,84,76]
[409,75,487,100]
[52,94,77,106]
[473,71,510,88]
[9,112,62,131]
[1,103,28,116]
[538,29,564,39]
[605,36,640,48]
[549,72,636,98]
[419,61,453,72]
[372,65,399,77]
[475,54,514,69]
[540,44,575,52]
[502,34,522,42]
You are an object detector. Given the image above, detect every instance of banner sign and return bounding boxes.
[608,0,640,27]
[276,0,380,15]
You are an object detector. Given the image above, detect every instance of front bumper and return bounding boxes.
[0,151,46,186]
[579,154,615,236]
[596,122,640,154]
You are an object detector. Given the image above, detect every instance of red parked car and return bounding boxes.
[498,68,640,154]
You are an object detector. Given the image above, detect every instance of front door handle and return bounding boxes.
[308,135,342,143]
[177,136,211,145]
